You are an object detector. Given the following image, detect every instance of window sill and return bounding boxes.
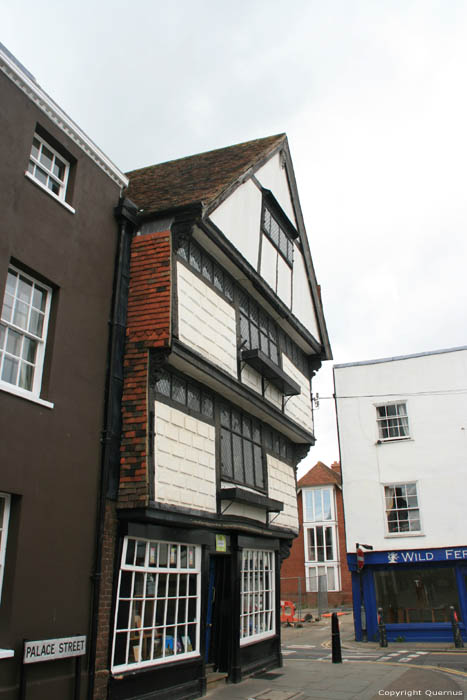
[384,532,425,538]
[25,171,75,214]
[241,349,300,396]
[0,650,14,660]
[219,487,283,513]
[377,437,412,445]
[0,382,54,409]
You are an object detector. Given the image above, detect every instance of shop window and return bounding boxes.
[0,266,52,400]
[377,402,409,441]
[375,567,461,623]
[240,549,275,644]
[0,493,11,602]
[112,538,201,671]
[26,132,70,203]
[384,483,420,534]
[220,403,264,490]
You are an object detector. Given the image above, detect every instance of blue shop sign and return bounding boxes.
[347,545,467,569]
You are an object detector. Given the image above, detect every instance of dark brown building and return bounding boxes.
[0,44,128,699]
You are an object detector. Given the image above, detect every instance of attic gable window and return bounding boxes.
[262,206,293,266]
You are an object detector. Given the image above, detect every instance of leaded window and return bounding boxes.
[239,290,278,364]
[240,549,275,643]
[155,369,213,419]
[261,206,293,266]
[112,538,201,670]
[178,238,234,302]
[384,483,420,533]
[0,266,52,398]
[220,403,264,490]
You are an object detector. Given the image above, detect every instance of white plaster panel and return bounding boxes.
[220,501,267,524]
[259,236,277,292]
[209,178,262,269]
[267,455,298,532]
[154,401,216,512]
[292,250,320,340]
[264,382,283,410]
[334,348,467,551]
[277,255,292,308]
[282,354,313,432]
[177,263,237,377]
[240,363,262,394]
[255,153,296,224]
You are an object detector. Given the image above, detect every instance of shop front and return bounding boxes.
[348,546,467,643]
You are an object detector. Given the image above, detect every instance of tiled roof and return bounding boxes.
[125,134,286,216]
[298,461,341,488]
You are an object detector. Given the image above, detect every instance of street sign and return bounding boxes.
[23,635,86,664]
[356,547,364,570]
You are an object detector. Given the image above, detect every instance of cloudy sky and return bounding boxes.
[3,0,467,475]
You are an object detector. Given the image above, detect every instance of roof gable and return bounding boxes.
[298,461,341,488]
[125,134,286,216]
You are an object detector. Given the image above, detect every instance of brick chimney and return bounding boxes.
[330,461,341,473]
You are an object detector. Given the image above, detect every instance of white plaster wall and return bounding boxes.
[255,153,296,224]
[277,255,292,308]
[334,348,467,552]
[259,236,277,292]
[240,363,262,394]
[267,455,299,532]
[292,251,320,340]
[219,500,267,524]
[177,262,237,377]
[282,354,313,431]
[154,401,216,512]
[209,178,262,269]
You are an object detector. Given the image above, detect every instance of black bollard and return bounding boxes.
[450,606,464,648]
[331,612,342,663]
[378,607,388,647]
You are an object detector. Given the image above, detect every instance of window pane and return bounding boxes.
[201,394,213,418]
[53,158,66,181]
[220,428,233,478]
[6,328,22,356]
[35,166,48,186]
[187,384,200,412]
[243,441,254,486]
[171,375,186,404]
[314,491,323,521]
[253,444,263,488]
[40,145,54,170]
[28,309,44,337]
[201,255,213,282]
[19,362,33,390]
[322,490,331,519]
[13,301,28,330]
[232,434,244,482]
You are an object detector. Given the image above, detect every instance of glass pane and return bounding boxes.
[116,600,131,630]
[135,541,146,566]
[32,285,47,311]
[28,309,44,336]
[240,315,250,346]
[314,491,323,521]
[325,527,334,560]
[19,362,33,390]
[49,179,60,195]
[253,444,263,488]
[125,539,136,566]
[189,243,201,272]
[327,567,335,590]
[232,410,241,433]
[171,375,186,404]
[322,489,332,519]
[224,276,234,301]
[35,166,48,186]
[187,385,200,412]
[1,292,14,322]
[201,394,213,418]
[232,434,244,482]
[156,370,170,397]
[220,428,233,478]
[18,277,32,303]
[40,145,54,170]
[243,440,254,486]
[53,158,65,181]
[13,301,29,330]
[6,328,22,356]
[0,324,4,349]
[201,255,213,282]
[213,267,223,291]
[31,138,40,159]
[220,405,230,428]
[120,570,133,598]
[159,544,168,568]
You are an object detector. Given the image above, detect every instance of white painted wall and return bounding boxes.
[282,354,313,431]
[209,178,262,269]
[255,153,296,224]
[292,250,320,340]
[334,348,467,552]
[177,262,237,377]
[267,455,299,532]
[154,401,216,512]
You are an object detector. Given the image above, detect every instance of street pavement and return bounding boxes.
[206,612,467,700]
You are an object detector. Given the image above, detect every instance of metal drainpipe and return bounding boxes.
[87,198,138,700]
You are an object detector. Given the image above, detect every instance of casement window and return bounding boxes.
[26,133,70,203]
[0,266,52,399]
[155,369,214,420]
[262,205,294,266]
[384,483,421,534]
[0,494,11,603]
[263,425,294,463]
[220,403,264,490]
[240,549,275,644]
[377,402,409,441]
[178,238,234,303]
[306,525,335,562]
[304,487,334,522]
[112,538,201,671]
[260,203,295,307]
[239,290,278,364]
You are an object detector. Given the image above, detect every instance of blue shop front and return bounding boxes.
[348,546,467,643]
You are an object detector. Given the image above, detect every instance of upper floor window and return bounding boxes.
[220,403,264,490]
[27,133,70,203]
[0,493,11,602]
[262,205,294,266]
[384,483,420,534]
[304,487,334,522]
[239,290,278,364]
[155,368,214,420]
[178,238,234,303]
[377,402,409,441]
[0,266,52,398]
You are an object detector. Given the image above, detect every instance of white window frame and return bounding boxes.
[376,401,410,441]
[25,133,75,213]
[305,563,340,593]
[0,266,52,404]
[305,524,336,563]
[383,482,422,536]
[240,549,275,645]
[303,486,334,523]
[0,493,11,603]
[111,537,201,672]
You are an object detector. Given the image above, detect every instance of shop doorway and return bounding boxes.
[205,556,231,672]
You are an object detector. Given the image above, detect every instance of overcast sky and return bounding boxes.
[4,0,467,476]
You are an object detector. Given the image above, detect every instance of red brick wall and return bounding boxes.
[118,231,171,508]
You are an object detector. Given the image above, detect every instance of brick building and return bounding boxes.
[281,462,352,608]
[94,135,332,700]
